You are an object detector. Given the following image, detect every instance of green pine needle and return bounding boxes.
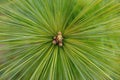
[0,0,120,80]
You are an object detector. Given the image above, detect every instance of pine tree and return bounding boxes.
[0,0,120,80]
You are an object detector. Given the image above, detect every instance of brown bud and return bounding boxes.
[59,43,63,46]
[58,31,62,35]
[53,40,57,44]
[53,36,56,39]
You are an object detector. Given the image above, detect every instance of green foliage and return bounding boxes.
[0,0,9,5]
[0,0,120,80]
